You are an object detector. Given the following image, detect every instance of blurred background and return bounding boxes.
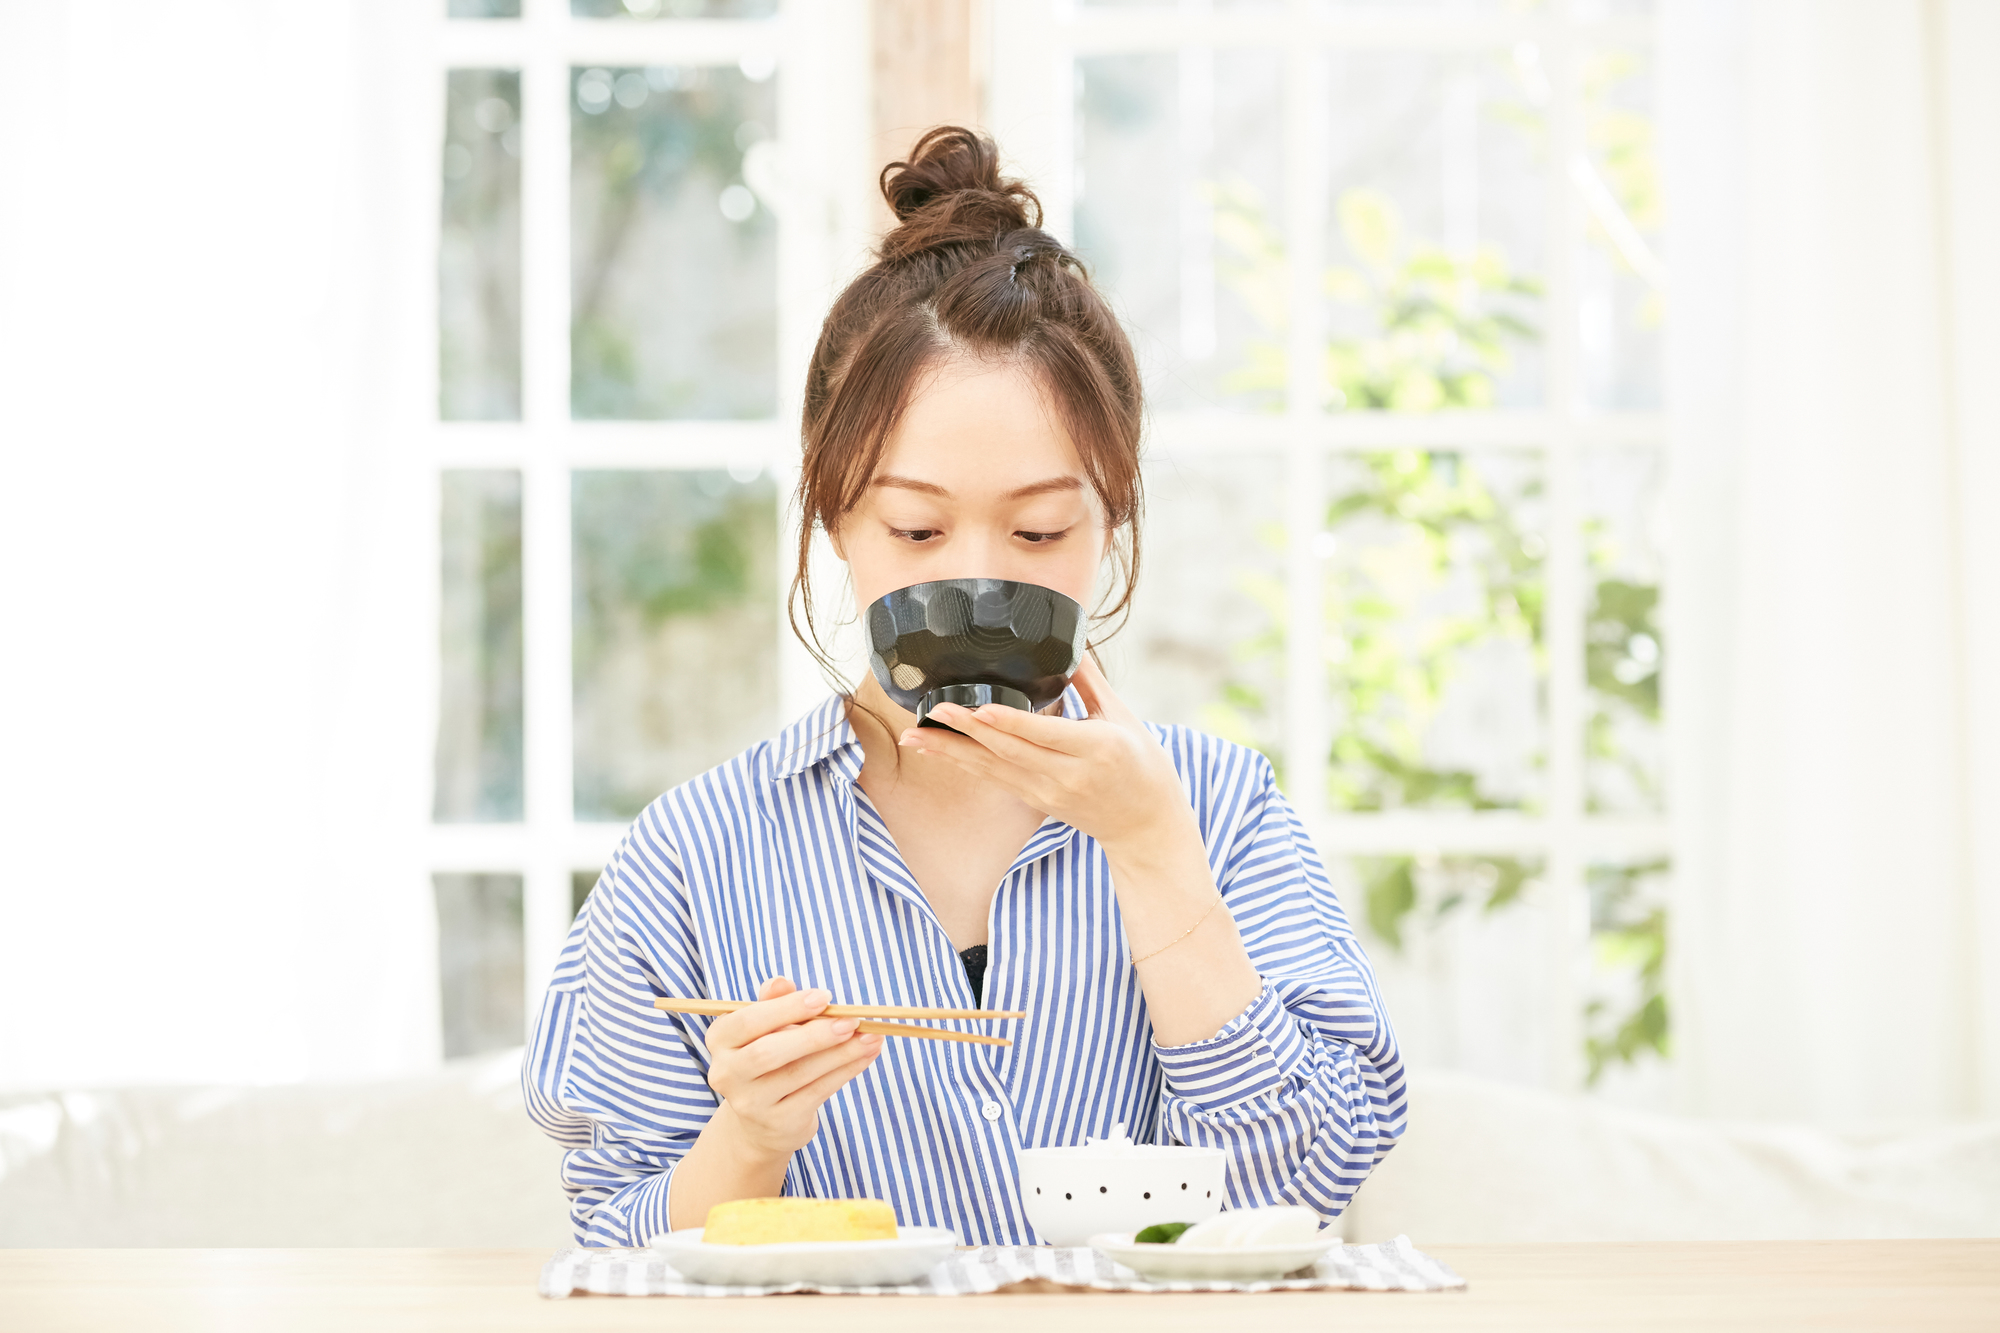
[1,0,1996,1246]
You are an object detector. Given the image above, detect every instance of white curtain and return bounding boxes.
[1664,0,2000,1121]
[0,1,436,1090]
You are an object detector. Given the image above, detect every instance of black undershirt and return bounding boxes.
[958,944,989,1004]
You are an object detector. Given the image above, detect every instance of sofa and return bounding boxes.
[3,1052,1995,1247]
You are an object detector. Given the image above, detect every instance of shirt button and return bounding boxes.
[980,1100,1003,1121]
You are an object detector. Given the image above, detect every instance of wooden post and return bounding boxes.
[870,0,988,229]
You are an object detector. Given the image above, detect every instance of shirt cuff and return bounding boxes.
[577,1161,677,1247]
[1151,982,1312,1112]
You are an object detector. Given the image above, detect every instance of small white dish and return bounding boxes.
[1089,1229,1339,1283]
[648,1226,958,1287]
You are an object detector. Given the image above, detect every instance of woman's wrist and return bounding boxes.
[667,1104,794,1230]
[707,1102,796,1173]
[1097,806,1207,878]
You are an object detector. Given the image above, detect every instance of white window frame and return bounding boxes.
[423,0,872,1039]
[990,0,1669,1092]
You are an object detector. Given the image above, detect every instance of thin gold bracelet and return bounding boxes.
[1130,894,1227,966]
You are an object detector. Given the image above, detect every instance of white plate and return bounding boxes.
[1089,1230,1339,1283]
[648,1226,958,1288]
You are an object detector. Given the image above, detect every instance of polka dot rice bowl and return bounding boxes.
[1018,1126,1227,1247]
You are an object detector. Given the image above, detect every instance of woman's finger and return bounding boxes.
[904,734,1061,810]
[923,705,1089,773]
[775,1038,884,1110]
[941,699,1101,757]
[759,1031,883,1102]
[732,1015,862,1080]
[708,984,830,1052]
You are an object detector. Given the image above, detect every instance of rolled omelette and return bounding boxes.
[702,1197,898,1245]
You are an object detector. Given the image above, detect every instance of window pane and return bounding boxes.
[1323,49,1546,410]
[573,470,779,819]
[1108,451,1288,765]
[572,869,601,919]
[441,70,522,420]
[1076,50,1286,413]
[1338,854,1557,1087]
[1076,2,1283,18]
[435,470,524,822]
[433,872,524,1059]
[1585,858,1670,1105]
[1577,45,1662,409]
[571,64,778,419]
[572,0,777,17]
[1315,0,1549,11]
[449,0,521,16]
[1583,448,1663,812]
[1323,449,1546,811]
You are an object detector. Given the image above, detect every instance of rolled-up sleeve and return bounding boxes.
[522,809,717,1246]
[1152,757,1406,1219]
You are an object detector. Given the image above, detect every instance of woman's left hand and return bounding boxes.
[900,657,1194,858]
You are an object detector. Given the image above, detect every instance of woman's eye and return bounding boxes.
[890,528,940,543]
[1016,530,1068,544]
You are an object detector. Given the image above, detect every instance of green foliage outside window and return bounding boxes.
[1585,859,1670,1082]
[1359,854,1538,952]
[1586,570,1662,810]
[1195,136,1668,1081]
[1204,184,1549,820]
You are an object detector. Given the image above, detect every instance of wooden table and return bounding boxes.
[3,1243,1995,1331]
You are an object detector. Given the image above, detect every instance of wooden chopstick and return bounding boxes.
[653,998,1025,1021]
[651,998,1020,1048]
[854,1020,1009,1048]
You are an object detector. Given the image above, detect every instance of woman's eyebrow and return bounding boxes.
[869,475,1084,500]
[1005,476,1085,500]
[871,474,952,497]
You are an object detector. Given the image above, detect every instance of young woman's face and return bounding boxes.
[836,355,1110,610]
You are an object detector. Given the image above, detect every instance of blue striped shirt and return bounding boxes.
[523,690,1406,1246]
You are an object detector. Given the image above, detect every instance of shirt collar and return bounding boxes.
[769,694,863,783]
[769,685,1089,784]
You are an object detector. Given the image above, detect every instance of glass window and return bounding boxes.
[573,0,778,17]
[1323,449,1547,812]
[1585,858,1670,1096]
[1110,451,1289,764]
[571,63,778,419]
[1577,45,1663,410]
[440,70,522,420]
[572,469,779,820]
[1340,853,1560,1087]
[1583,448,1664,812]
[1075,50,1287,413]
[435,470,524,823]
[572,869,601,919]
[1323,49,1546,411]
[433,872,525,1059]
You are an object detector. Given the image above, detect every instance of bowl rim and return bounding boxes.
[1017,1143,1229,1161]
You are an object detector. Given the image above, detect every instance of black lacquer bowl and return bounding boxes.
[864,578,1088,729]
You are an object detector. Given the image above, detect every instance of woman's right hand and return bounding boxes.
[704,976,884,1161]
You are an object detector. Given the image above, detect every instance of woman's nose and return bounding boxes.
[938,528,1029,583]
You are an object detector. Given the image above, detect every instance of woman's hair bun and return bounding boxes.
[877,126,1043,261]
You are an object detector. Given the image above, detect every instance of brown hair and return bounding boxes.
[789,126,1145,685]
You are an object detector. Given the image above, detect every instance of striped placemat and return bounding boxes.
[539,1235,1464,1298]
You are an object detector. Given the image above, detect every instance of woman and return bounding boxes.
[524,127,1404,1247]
